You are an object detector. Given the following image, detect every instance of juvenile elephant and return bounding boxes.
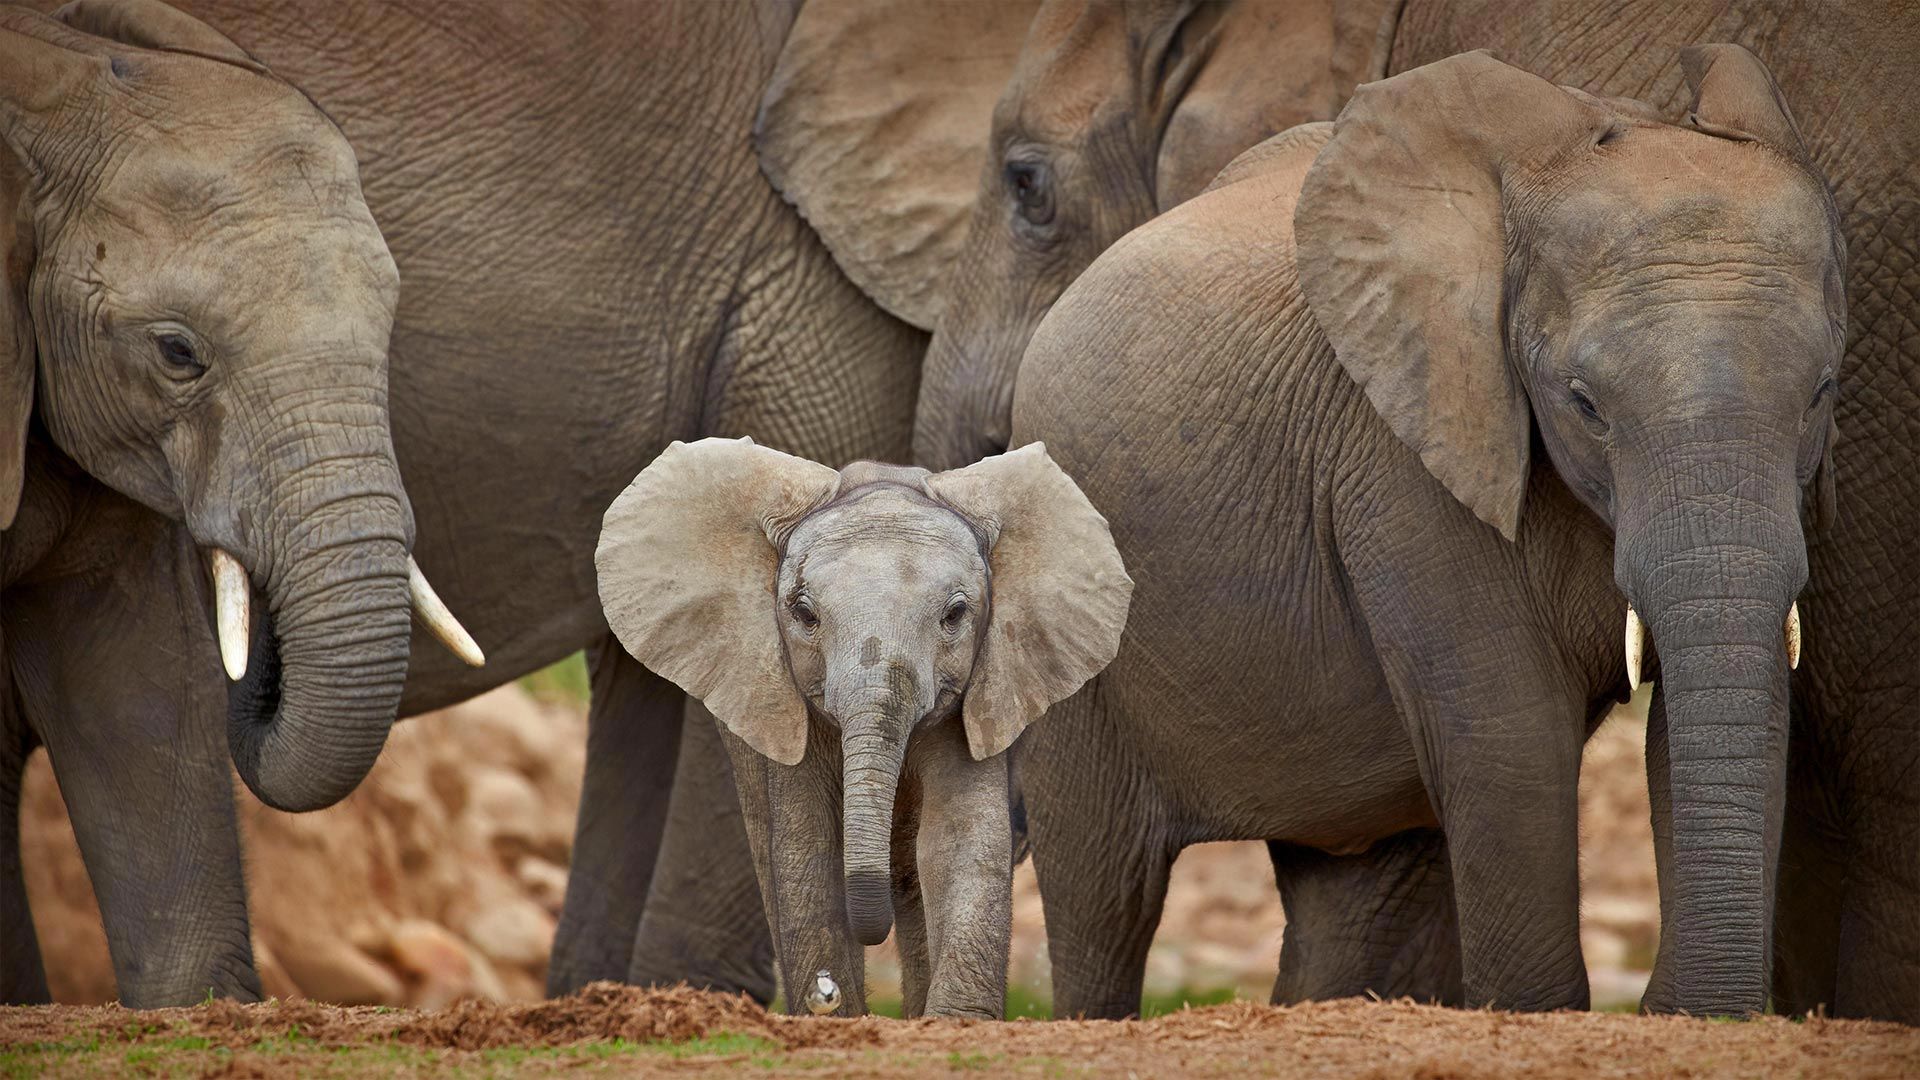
[594,439,1130,1017]
[1392,0,1920,1028]
[1014,48,1842,1018]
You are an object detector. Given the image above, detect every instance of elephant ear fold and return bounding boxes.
[0,161,33,531]
[925,444,1132,761]
[1681,44,1810,161]
[755,0,1040,330]
[53,0,267,73]
[1294,50,1610,541]
[597,438,841,766]
[1153,0,1396,210]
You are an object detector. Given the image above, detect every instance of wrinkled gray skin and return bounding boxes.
[752,473,1009,1018]
[0,0,412,1004]
[912,0,1395,472]
[1015,48,1843,1020]
[0,0,921,1006]
[1388,0,1920,1024]
[596,440,1130,1017]
[908,0,1920,1025]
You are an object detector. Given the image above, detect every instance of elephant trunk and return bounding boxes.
[1616,437,1805,1016]
[226,452,415,814]
[911,246,1035,471]
[835,677,916,947]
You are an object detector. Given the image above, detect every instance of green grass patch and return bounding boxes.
[518,651,591,703]
[0,1027,788,1079]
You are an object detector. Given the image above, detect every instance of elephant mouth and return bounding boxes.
[224,578,283,766]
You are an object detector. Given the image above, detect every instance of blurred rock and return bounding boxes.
[23,685,585,1007]
[23,684,1663,1012]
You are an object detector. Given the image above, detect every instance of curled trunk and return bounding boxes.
[227,457,414,813]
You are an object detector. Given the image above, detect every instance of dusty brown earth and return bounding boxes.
[4,984,1918,1077]
[23,681,1660,1011]
[14,684,1908,1075]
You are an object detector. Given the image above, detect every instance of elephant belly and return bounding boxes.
[1013,184,1439,852]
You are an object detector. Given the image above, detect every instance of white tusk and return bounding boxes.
[1786,602,1801,670]
[408,557,486,667]
[1625,604,1646,692]
[211,548,251,681]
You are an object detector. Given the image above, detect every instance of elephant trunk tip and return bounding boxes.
[846,869,894,946]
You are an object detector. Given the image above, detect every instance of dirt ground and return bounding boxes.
[4,983,1917,1078]
[21,679,1660,1012]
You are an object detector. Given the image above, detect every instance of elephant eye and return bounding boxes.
[942,596,970,631]
[1004,160,1055,228]
[154,332,205,377]
[789,597,819,632]
[1810,374,1836,410]
[1569,384,1603,426]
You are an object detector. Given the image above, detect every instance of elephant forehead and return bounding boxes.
[783,495,985,595]
[1539,129,1835,278]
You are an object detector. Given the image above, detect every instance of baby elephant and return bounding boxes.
[596,438,1131,1017]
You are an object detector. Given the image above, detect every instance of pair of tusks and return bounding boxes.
[208,548,486,680]
[1623,602,1800,692]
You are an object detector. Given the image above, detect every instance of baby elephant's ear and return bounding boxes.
[925,444,1133,761]
[596,438,840,766]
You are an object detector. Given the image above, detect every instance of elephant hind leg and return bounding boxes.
[1269,829,1461,1006]
[0,691,49,1005]
[1023,681,1179,1020]
[626,701,775,1003]
[549,635,685,996]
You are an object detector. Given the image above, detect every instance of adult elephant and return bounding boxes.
[3,0,933,1008]
[1015,46,1843,1018]
[0,1,482,1005]
[1385,0,1920,1026]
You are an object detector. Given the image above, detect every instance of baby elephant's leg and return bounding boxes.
[910,720,1012,1019]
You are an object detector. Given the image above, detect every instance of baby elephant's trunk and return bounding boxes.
[836,670,918,947]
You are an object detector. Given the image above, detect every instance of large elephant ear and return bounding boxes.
[1294,51,1611,541]
[755,0,1040,330]
[52,0,266,72]
[925,444,1132,761]
[597,438,841,766]
[0,10,111,529]
[1154,0,1398,211]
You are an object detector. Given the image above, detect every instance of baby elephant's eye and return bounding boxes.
[942,597,970,631]
[790,598,819,632]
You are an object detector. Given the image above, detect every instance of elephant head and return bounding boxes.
[1294,48,1845,1015]
[756,0,1398,470]
[0,1,479,811]
[597,438,1130,947]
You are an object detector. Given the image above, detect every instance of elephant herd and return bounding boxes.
[0,0,1915,1028]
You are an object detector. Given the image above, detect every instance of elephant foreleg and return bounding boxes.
[910,720,1012,1019]
[626,702,775,1001]
[720,720,866,1016]
[1269,828,1462,1006]
[889,766,930,1018]
[549,635,685,996]
[4,512,258,1006]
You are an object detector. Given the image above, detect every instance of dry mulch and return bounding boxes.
[4,984,1917,1077]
